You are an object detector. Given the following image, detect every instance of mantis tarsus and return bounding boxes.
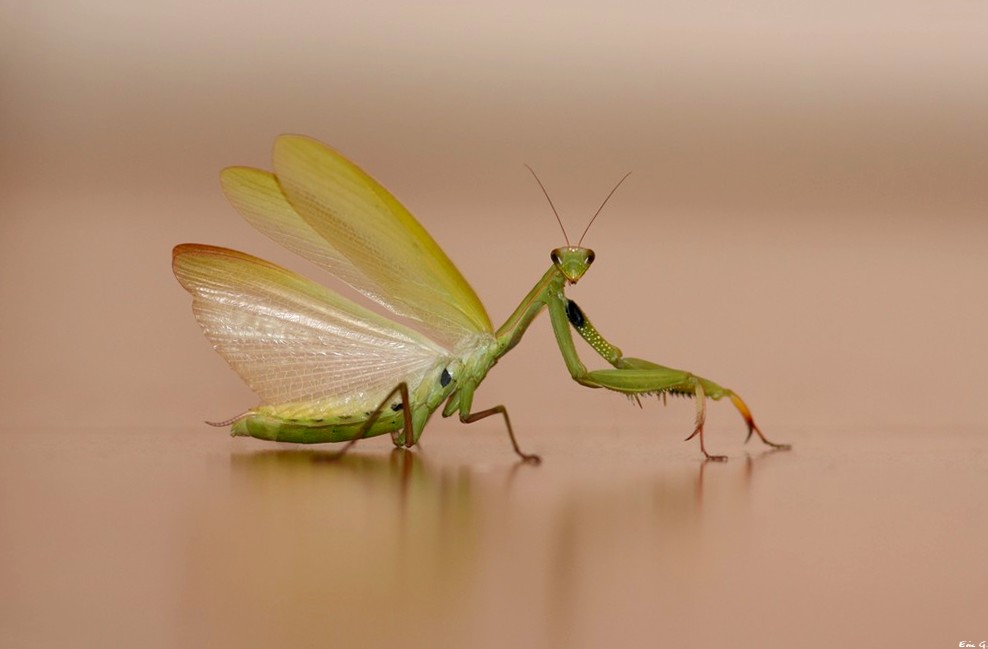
[173,135,790,462]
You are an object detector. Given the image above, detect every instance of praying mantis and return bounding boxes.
[172,135,790,462]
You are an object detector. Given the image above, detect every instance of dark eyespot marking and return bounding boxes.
[565,299,586,328]
[314,418,325,423]
[391,402,404,412]
[440,368,452,387]
[550,251,561,265]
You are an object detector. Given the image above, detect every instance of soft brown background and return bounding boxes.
[2,2,986,648]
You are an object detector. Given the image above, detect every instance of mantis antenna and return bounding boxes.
[577,171,632,246]
[525,164,570,246]
[525,165,632,247]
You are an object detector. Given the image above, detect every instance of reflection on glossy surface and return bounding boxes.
[183,449,480,647]
[1,426,985,648]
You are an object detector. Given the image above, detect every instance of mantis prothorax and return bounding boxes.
[173,135,789,463]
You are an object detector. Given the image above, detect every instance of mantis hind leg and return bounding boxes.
[325,382,414,460]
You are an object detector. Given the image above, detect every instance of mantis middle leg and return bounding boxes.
[442,382,542,464]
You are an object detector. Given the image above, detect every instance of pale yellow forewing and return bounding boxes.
[172,244,448,412]
[269,135,493,346]
[219,167,381,308]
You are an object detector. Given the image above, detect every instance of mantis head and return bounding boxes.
[525,165,630,285]
[551,246,595,284]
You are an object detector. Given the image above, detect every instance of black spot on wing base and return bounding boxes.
[440,368,452,387]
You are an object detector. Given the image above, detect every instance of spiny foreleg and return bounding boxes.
[557,297,789,459]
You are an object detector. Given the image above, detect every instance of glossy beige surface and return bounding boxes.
[3,426,987,648]
[2,2,987,647]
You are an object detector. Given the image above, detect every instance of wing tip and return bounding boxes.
[172,244,263,269]
[219,165,279,196]
[274,133,318,149]
[172,242,201,264]
[274,134,349,170]
[173,242,223,259]
[172,243,219,279]
[173,244,291,276]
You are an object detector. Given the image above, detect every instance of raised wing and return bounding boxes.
[219,167,379,309]
[172,244,448,414]
[219,135,493,350]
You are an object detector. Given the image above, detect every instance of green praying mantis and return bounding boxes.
[173,135,790,462]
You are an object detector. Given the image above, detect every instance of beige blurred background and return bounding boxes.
[3,2,988,648]
[2,1,986,433]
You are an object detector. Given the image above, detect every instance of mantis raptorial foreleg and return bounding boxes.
[547,294,790,460]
